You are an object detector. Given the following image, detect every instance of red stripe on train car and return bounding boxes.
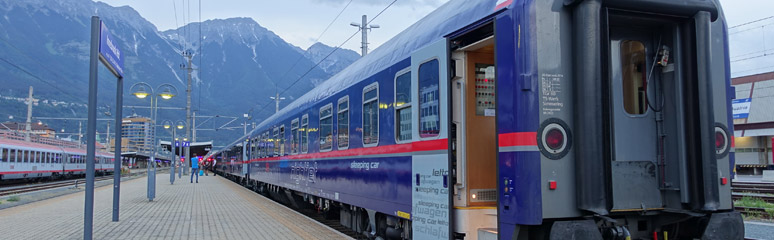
[495,0,513,10]
[498,132,538,147]
[248,138,449,163]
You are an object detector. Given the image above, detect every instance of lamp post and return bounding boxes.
[131,82,178,201]
[180,137,187,179]
[162,120,184,185]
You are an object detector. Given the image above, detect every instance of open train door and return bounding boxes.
[410,38,452,240]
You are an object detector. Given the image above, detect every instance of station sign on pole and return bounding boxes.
[86,16,124,240]
[98,21,124,78]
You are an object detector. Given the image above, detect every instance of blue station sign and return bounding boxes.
[98,21,124,77]
[732,98,752,119]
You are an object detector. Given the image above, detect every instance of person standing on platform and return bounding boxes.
[191,156,199,183]
[203,159,209,176]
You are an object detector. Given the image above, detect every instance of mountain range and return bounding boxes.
[0,0,360,145]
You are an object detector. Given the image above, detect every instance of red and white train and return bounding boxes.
[0,138,115,180]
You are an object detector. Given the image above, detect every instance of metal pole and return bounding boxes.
[361,15,367,56]
[106,119,110,148]
[147,95,156,201]
[84,15,100,240]
[178,138,182,178]
[170,128,175,184]
[184,52,192,176]
[193,111,196,142]
[112,76,123,222]
[25,86,33,142]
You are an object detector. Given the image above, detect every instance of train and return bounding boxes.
[210,0,743,239]
[0,137,115,180]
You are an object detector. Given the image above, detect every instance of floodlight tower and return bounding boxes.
[350,15,379,56]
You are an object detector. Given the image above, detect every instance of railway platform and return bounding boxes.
[0,172,350,239]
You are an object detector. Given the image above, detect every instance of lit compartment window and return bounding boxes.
[363,83,379,146]
[320,104,333,151]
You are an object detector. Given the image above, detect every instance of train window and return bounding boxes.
[320,104,334,151]
[419,59,440,138]
[254,137,259,159]
[395,70,412,142]
[338,97,350,150]
[301,114,309,153]
[257,135,263,158]
[251,138,256,158]
[255,133,263,158]
[1,148,7,162]
[24,150,29,163]
[273,127,279,156]
[263,132,270,157]
[291,119,299,154]
[363,83,379,146]
[10,149,16,162]
[620,40,647,115]
[280,125,286,156]
[255,133,264,158]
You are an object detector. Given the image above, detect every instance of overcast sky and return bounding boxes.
[96,0,774,77]
[96,0,448,54]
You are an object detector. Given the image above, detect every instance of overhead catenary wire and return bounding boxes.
[0,57,82,102]
[250,0,398,118]
[0,38,85,103]
[245,0,355,114]
[728,16,774,62]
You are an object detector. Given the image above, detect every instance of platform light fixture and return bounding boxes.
[133,86,149,99]
[159,87,175,100]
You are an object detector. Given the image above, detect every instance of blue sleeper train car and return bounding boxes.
[211,0,743,239]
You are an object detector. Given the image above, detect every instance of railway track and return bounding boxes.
[732,182,774,195]
[0,175,115,197]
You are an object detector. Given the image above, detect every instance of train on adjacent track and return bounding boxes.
[0,138,115,180]
[210,0,743,239]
